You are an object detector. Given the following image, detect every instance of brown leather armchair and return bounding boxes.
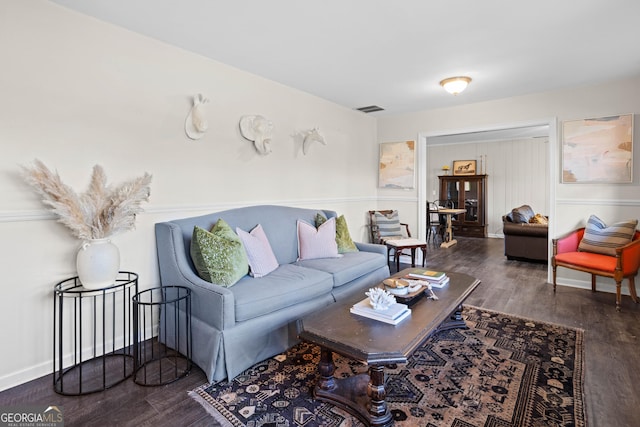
[502,205,548,262]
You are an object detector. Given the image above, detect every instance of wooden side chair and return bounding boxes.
[369,210,426,271]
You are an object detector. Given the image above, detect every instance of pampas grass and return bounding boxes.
[22,159,152,240]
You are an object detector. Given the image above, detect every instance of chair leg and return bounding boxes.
[628,277,638,303]
[591,275,596,292]
[615,280,622,311]
[552,265,557,293]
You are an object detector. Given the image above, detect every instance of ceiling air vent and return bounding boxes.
[355,105,384,113]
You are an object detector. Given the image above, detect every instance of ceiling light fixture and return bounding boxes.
[440,76,472,95]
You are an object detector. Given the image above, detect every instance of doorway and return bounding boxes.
[417,120,557,281]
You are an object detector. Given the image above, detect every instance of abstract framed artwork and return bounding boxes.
[378,141,415,189]
[562,114,633,183]
[452,160,477,175]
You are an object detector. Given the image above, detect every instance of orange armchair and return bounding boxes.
[552,229,640,310]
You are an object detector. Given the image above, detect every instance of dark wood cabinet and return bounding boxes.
[438,175,487,237]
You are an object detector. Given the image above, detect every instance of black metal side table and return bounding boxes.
[133,286,192,386]
[53,271,138,395]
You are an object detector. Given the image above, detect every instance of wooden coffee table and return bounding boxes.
[297,269,480,427]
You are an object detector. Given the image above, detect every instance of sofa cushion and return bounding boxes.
[295,250,387,288]
[236,224,279,277]
[578,215,638,256]
[511,205,535,223]
[297,218,341,260]
[316,213,359,253]
[230,264,334,322]
[190,221,249,287]
[374,210,402,237]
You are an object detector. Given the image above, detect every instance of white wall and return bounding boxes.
[0,1,378,390]
[2,1,640,392]
[377,76,640,292]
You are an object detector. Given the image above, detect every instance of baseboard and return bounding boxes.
[555,278,631,296]
[0,324,158,393]
[0,361,51,393]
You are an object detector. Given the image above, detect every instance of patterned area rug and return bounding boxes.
[190,306,585,427]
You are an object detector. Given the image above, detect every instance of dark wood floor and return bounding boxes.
[2,237,639,426]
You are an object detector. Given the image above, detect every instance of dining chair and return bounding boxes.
[426,201,443,243]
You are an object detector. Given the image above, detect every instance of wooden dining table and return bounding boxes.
[437,208,467,248]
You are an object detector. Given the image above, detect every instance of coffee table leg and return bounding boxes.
[314,348,393,427]
[367,364,388,419]
[437,303,468,332]
[317,347,337,392]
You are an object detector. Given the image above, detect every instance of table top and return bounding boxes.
[298,268,480,365]
[54,271,138,295]
[438,208,467,215]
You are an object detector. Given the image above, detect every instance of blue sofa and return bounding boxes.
[155,205,390,382]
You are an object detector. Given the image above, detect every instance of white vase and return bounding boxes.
[76,238,120,290]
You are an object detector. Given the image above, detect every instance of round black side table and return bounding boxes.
[132,286,192,386]
[53,271,138,395]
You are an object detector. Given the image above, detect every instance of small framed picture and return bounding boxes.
[452,160,477,175]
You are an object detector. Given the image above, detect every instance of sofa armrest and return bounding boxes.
[552,228,585,255]
[355,241,387,256]
[155,222,236,331]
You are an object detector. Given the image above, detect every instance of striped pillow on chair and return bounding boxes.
[578,215,638,256]
[374,210,402,238]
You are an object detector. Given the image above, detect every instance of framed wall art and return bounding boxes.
[562,113,633,183]
[378,140,415,189]
[452,160,477,175]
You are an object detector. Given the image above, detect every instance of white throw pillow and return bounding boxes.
[236,224,279,278]
[297,218,341,260]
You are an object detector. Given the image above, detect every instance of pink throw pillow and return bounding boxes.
[236,224,279,278]
[297,218,341,260]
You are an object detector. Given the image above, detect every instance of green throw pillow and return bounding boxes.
[190,219,249,286]
[315,213,359,253]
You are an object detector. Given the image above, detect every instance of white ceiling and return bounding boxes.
[50,0,640,116]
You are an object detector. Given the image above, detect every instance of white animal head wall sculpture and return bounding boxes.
[302,127,326,155]
[185,94,209,140]
[239,115,274,155]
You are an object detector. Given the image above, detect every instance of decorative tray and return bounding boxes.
[384,284,427,306]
